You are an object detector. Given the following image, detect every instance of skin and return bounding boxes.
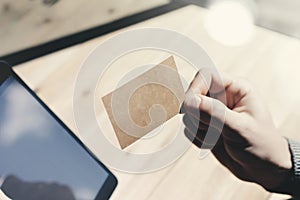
[0,190,11,200]
[182,68,292,191]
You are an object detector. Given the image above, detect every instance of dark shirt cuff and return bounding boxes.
[269,138,300,197]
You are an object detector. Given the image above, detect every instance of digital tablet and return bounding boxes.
[0,62,117,200]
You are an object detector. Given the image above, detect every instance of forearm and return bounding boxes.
[269,138,300,197]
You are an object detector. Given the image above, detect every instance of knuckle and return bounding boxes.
[232,78,254,96]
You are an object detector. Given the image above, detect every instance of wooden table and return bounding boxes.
[0,0,169,56]
[13,5,300,200]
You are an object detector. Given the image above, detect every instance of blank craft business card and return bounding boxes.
[102,56,185,149]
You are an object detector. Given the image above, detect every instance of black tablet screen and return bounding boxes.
[0,76,109,200]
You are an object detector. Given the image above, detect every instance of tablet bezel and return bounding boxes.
[0,62,118,200]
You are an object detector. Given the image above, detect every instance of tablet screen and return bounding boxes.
[0,76,109,200]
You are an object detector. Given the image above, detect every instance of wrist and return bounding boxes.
[278,137,293,170]
[268,138,300,197]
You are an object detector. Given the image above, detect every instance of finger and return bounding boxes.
[184,110,248,146]
[183,113,208,131]
[183,102,211,126]
[189,68,232,96]
[184,127,212,149]
[183,114,207,143]
[198,95,250,144]
[181,70,232,115]
[199,95,240,131]
[183,113,222,147]
[183,91,242,137]
[199,96,251,148]
[224,78,263,114]
[183,93,229,130]
[184,124,221,149]
[182,95,212,125]
[183,114,209,137]
[183,114,206,141]
[184,127,204,149]
[188,68,211,95]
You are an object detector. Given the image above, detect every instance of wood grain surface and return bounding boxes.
[0,0,169,56]
[12,5,300,200]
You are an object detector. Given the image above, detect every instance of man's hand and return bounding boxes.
[182,68,292,190]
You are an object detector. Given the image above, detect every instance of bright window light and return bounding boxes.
[204,0,255,46]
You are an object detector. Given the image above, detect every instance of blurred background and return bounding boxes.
[1,0,300,59]
[0,0,169,57]
[1,1,300,200]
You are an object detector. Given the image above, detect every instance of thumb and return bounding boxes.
[199,95,238,130]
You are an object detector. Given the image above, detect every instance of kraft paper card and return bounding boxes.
[102,56,185,149]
